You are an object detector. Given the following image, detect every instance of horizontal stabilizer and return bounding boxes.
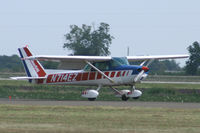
[10,77,46,80]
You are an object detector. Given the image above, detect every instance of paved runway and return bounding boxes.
[0,99,200,109]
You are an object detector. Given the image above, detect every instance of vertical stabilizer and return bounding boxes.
[18,46,46,78]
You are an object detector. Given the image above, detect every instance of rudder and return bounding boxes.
[18,46,46,78]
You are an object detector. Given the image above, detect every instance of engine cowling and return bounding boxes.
[81,90,99,99]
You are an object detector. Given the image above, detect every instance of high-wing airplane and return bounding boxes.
[11,46,189,101]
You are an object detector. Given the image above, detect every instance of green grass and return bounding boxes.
[0,80,200,102]
[0,105,200,133]
[0,72,25,78]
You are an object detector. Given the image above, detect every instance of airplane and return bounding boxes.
[11,46,189,101]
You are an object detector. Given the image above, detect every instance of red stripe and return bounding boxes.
[104,72,110,79]
[82,72,89,80]
[34,60,46,77]
[46,75,52,83]
[126,71,129,76]
[116,71,121,77]
[89,72,96,80]
[97,72,102,79]
[122,71,126,76]
[24,47,32,56]
[110,71,115,78]
[76,73,82,81]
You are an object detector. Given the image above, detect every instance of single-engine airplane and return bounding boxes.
[11,46,189,101]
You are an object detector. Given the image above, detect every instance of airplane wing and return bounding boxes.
[127,54,189,61]
[25,55,111,62]
[26,54,189,62]
[25,54,188,69]
[25,55,112,70]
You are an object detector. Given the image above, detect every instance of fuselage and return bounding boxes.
[34,65,148,86]
[17,47,149,86]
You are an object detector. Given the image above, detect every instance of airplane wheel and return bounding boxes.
[88,98,96,101]
[133,97,139,100]
[121,94,129,101]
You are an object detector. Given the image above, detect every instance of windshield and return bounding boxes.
[111,57,129,66]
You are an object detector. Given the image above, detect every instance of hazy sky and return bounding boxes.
[1,0,200,66]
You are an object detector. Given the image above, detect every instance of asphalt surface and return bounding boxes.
[0,99,200,109]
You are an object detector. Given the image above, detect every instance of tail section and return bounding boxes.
[18,46,46,78]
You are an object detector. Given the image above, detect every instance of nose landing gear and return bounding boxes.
[110,85,142,101]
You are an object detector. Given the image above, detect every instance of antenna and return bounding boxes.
[127,46,130,56]
[92,22,95,30]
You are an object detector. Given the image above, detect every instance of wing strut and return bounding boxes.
[85,61,115,83]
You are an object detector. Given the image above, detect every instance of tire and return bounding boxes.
[88,98,96,101]
[121,94,129,101]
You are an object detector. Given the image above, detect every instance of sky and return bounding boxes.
[1,0,200,66]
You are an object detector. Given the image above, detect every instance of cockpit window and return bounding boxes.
[83,57,129,71]
[93,61,109,71]
[84,61,110,71]
[83,64,91,71]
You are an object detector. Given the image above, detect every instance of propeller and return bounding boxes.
[134,60,151,83]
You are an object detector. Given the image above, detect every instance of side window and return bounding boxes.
[93,61,109,71]
[110,60,120,68]
[84,61,110,71]
[84,64,92,71]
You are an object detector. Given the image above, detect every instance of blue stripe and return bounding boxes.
[18,48,32,83]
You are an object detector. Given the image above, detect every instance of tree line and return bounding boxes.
[0,54,182,75]
[1,22,199,75]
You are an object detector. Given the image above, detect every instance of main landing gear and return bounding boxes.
[81,85,142,101]
[81,85,102,101]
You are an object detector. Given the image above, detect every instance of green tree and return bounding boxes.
[0,55,24,72]
[130,60,181,75]
[185,41,200,75]
[63,22,114,56]
[149,60,180,75]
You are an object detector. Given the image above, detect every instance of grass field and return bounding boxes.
[0,75,200,133]
[0,80,200,102]
[0,104,199,133]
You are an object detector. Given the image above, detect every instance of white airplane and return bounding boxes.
[11,46,189,101]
